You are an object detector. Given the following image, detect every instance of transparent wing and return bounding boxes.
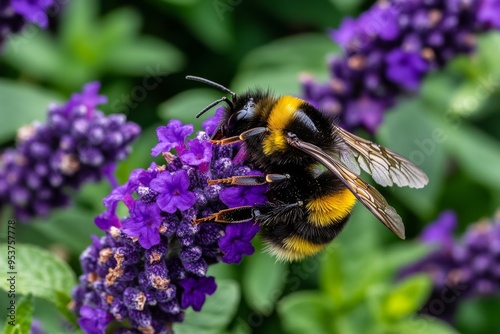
[287,137,405,239]
[335,126,429,189]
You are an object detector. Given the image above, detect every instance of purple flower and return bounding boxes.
[151,170,196,213]
[74,117,267,331]
[151,120,193,156]
[344,97,385,133]
[11,0,53,27]
[179,276,217,311]
[386,49,428,90]
[478,0,500,29]
[29,319,46,334]
[77,305,111,334]
[219,221,259,263]
[420,210,457,249]
[402,210,500,323]
[0,0,54,47]
[122,201,164,249]
[202,107,225,136]
[0,82,140,221]
[180,138,212,167]
[302,0,500,133]
[330,18,359,49]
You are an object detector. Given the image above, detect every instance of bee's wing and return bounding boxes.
[287,137,405,239]
[335,126,429,189]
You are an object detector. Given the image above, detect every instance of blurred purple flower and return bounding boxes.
[0,82,140,221]
[402,210,500,323]
[420,210,457,249]
[302,0,500,133]
[386,49,428,90]
[0,0,54,47]
[478,0,500,29]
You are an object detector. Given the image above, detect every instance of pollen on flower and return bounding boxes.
[73,117,267,332]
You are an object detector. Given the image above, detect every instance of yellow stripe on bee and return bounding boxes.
[262,96,303,156]
[283,236,327,260]
[306,188,357,226]
[264,236,328,262]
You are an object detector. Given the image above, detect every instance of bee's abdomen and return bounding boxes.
[260,212,351,261]
[259,180,356,261]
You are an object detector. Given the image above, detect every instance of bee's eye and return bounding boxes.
[227,110,247,130]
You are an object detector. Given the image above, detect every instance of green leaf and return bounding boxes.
[29,208,103,254]
[377,100,446,217]
[206,262,239,282]
[3,295,33,334]
[0,244,77,307]
[319,208,383,305]
[3,32,65,82]
[318,243,344,304]
[103,37,185,76]
[0,80,62,144]
[233,33,337,96]
[278,291,335,334]
[179,1,234,52]
[158,88,222,129]
[161,0,201,5]
[455,297,500,334]
[329,0,364,13]
[173,279,240,334]
[444,122,500,191]
[380,315,459,334]
[378,274,432,322]
[255,0,341,28]
[242,247,288,315]
[376,243,433,278]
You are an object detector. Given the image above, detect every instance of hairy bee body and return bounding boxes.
[218,93,357,260]
[188,76,428,262]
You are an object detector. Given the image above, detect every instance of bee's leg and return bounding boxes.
[194,206,261,224]
[208,173,289,186]
[194,201,303,225]
[210,127,267,145]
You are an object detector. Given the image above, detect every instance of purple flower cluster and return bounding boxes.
[72,115,267,333]
[402,210,500,322]
[0,82,140,220]
[0,0,54,47]
[302,0,500,133]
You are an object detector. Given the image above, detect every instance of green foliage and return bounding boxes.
[242,241,289,315]
[0,244,76,323]
[158,88,222,129]
[233,33,337,96]
[174,279,240,334]
[278,292,336,334]
[2,295,33,334]
[0,80,61,144]
[3,0,184,92]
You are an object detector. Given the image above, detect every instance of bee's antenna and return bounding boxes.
[186,75,236,118]
[186,75,236,99]
[195,96,232,118]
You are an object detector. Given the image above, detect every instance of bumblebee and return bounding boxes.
[187,76,429,261]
